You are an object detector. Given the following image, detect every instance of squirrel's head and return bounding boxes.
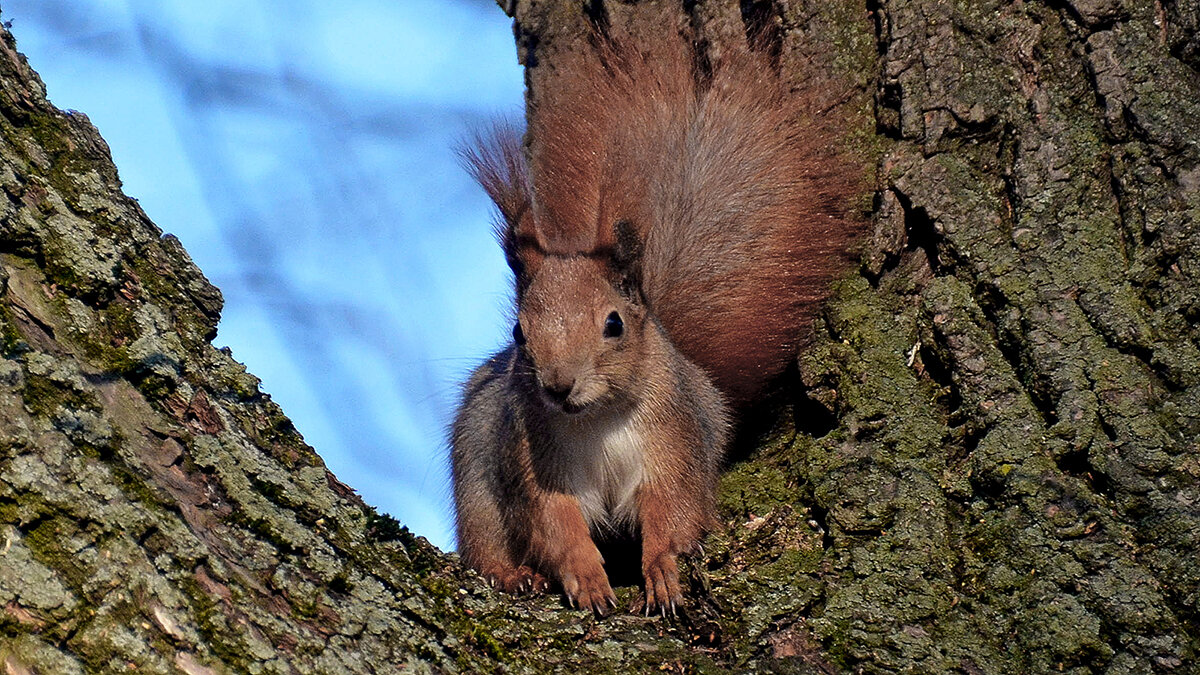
[461,121,655,415]
[509,219,647,416]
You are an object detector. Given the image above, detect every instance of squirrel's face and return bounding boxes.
[514,255,646,415]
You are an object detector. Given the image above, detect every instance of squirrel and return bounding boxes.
[451,30,860,615]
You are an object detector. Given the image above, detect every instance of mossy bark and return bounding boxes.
[1,0,1197,673]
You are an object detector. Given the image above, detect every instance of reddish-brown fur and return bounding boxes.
[450,299,727,613]
[472,36,861,405]
[453,30,860,615]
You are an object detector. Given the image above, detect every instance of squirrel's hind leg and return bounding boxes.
[452,472,547,594]
[450,354,548,595]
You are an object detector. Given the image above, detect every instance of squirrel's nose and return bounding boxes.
[542,382,572,404]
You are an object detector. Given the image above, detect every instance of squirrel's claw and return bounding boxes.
[484,566,548,596]
[561,557,616,618]
[642,552,684,618]
[568,587,615,617]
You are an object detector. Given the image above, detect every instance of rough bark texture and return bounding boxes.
[0,0,1197,673]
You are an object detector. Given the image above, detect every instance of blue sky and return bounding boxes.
[3,0,525,550]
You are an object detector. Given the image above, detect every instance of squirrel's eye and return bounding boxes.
[603,311,623,339]
[513,322,526,346]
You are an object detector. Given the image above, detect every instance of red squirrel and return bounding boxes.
[451,31,859,615]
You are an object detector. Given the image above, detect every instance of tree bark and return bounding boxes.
[0,0,1198,673]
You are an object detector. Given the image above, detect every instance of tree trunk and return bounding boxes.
[1,0,1197,673]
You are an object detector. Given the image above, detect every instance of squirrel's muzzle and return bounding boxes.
[539,371,587,414]
[542,382,572,404]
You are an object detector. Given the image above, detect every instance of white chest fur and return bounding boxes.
[550,408,647,531]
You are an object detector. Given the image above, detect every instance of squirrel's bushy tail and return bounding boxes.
[469,33,864,405]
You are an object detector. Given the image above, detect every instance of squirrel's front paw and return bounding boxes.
[642,553,683,616]
[559,558,617,616]
[484,565,549,595]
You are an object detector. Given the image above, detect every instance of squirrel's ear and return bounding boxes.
[505,211,544,293]
[461,122,542,291]
[458,122,529,229]
[611,219,643,298]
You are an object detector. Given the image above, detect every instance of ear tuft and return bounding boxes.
[611,219,643,298]
[459,121,546,290]
[458,121,531,253]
